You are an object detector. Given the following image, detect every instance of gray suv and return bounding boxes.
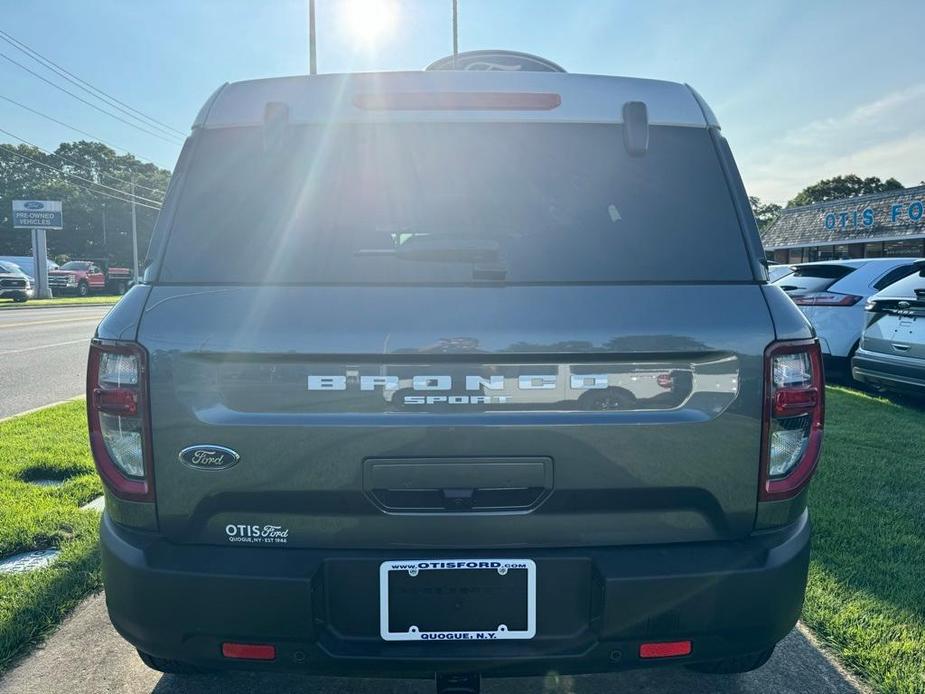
[88,53,824,692]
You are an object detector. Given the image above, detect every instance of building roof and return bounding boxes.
[762,185,925,249]
[193,71,717,129]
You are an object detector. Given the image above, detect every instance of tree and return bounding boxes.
[788,175,903,208]
[0,140,171,265]
[749,196,782,230]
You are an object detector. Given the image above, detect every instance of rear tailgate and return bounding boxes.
[139,283,772,549]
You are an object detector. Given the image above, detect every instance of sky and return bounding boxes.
[1,0,924,204]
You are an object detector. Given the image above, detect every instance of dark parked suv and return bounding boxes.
[89,53,824,692]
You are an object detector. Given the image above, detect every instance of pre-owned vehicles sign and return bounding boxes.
[12,200,63,229]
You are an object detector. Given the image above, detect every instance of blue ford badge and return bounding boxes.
[179,445,240,470]
[24,201,44,210]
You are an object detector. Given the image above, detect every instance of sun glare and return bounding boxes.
[341,0,398,43]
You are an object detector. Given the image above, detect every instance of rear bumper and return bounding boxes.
[853,348,925,395]
[101,511,810,677]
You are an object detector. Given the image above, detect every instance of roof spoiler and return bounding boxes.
[622,101,649,157]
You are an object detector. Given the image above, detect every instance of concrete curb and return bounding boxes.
[0,302,117,312]
[0,396,85,424]
[796,623,872,693]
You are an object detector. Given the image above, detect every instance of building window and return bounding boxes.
[848,244,865,259]
[865,242,885,258]
[883,239,925,257]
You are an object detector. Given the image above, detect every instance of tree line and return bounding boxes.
[0,140,171,265]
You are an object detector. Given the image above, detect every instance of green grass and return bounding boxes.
[0,296,118,309]
[804,387,925,693]
[0,401,102,671]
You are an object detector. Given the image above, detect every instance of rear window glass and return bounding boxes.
[774,264,855,294]
[158,123,753,284]
[874,265,925,297]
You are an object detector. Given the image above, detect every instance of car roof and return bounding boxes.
[193,71,716,130]
[791,258,921,269]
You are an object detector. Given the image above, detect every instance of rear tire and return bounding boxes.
[136,649,209,675]
[685,645,775,674]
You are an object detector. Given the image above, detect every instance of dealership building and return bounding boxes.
[761,184,925,264]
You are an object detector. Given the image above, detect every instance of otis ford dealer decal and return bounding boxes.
[225,523,289,544]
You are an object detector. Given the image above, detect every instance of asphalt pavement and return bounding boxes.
[0,593,866,694]
[0,305,112,419]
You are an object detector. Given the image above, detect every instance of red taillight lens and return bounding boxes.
[353,91,562,111]
[792,293,862,307]
[87,340,153,501]
[222,642,276,661]
[639,640,692,659]
[760,340,825,501]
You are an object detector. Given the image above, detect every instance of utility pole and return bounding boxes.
[452,0,458,68]
[309,0,317,75]
[131,176,139,283]
[101,201,107,248]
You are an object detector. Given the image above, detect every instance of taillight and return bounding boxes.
[87,340,154,501]
[760,340,824,501]
[791,292,862,307]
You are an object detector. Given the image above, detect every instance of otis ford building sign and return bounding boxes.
[761,184,925,262]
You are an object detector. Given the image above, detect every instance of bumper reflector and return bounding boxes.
[221,642,276,661]
[639,640,692,659]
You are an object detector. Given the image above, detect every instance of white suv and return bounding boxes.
[773,258,922,377]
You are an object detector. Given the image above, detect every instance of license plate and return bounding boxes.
[379,559,536,642]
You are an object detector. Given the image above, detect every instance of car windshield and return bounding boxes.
[60,261,90,271]
[160,122,753,284]
[0,262,22,275]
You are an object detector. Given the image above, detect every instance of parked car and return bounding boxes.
[48,259,133,296]
[90,53,824,689]
[768,263,793,283]
[852,259,925,395]
[0,261,31,302]
[0,255,58,285]
[773,258,921,378]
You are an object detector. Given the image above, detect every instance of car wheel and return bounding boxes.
[13,296,27,303]
[136,649,209,675]
[685,645,775,674]
[77,281,90,297]
[117,281,128,295]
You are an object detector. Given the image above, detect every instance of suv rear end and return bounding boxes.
[90,60,823,688]
[853,260,925,394]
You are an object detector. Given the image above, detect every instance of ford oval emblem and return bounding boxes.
[24,201,44,210]
[179,445,240,470]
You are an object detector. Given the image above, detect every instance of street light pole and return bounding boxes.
[452,0,458,68]
[131,176,139,283]
[309,0,317,75]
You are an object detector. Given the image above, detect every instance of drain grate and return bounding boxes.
[0,549,60,574]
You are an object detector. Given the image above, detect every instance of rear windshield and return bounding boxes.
[158,123,753,284]
[874,265,925,298]
[775,264,855,294]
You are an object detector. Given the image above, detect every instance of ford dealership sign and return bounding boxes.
[12,200,63,229]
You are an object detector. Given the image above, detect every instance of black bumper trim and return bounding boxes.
[101,511,810,677]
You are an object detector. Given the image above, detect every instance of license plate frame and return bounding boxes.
[379,558,536,642]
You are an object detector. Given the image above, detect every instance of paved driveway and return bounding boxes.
[0,305,111,419]
[0,593,866,694]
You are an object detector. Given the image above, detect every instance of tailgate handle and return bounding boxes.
[364,457,553,513]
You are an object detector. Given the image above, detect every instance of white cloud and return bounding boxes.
[737,84,925,203]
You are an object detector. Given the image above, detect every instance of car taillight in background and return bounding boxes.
[760,340,824,501]
[87,340,154,501]
[791,292,862,307]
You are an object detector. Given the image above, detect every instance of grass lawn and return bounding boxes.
[0,401,102,671]
[0,296,117,309]
[805,387,925,693]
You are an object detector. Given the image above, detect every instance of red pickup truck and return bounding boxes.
[48,260,133,296]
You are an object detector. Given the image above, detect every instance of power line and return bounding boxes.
[0,92,168,165]
[0,141,163,209]
[0,126,165,196]
[0,29,187,139]
[0,51,185,146]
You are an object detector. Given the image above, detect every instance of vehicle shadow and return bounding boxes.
[150,628,863,694]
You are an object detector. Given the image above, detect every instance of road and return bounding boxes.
[0,305,111,419]
[0,593,865,694]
